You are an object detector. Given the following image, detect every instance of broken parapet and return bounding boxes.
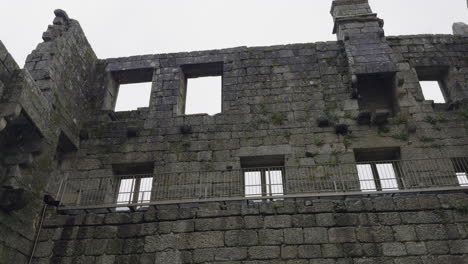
[42,9,71,41]
[453,22,468,36]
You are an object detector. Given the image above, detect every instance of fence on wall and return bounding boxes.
[58,157,468,211]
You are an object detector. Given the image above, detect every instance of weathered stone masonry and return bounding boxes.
[1,0,468,263]
[35,193,468,264]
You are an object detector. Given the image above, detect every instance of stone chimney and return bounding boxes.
[330,0,397,75]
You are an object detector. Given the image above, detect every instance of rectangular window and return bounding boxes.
[452,157,468,187]
[354,148,401,192]
[186,76,222,115]
[179,62,223,116]
[419,81,446,103]
[241,155,285,199]
[116,176,153,207]
[112,162,154,211]
[356,73,396,114]
[115,83,152,111]
[456,173,468,187]
[105,68,154,112]
[244,168,284,198]
[416,67,449,104]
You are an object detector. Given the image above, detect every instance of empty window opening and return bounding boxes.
[106,68,154,112]
[354,148,401,192]
[113,162,154,211]
[419,81,446,103]
[416,67,449,104]
[241,155,285,200]
[115,83,152,111]
[452,158,468,187]
[179,62,223,116]
[356,73,396,114]
[186,76,222,115]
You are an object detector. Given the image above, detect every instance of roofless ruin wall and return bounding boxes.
[1,1,468,263]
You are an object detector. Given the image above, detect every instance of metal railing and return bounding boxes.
[58,157,468,210]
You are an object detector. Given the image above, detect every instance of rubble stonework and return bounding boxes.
[1,0,468,263]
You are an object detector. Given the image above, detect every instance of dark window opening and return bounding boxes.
[56,131,77,163]
[354,147,401,192]
[356,73,397,115]
[416,66,449,104]
[240,155,285,199]
[452,157,468,187]
[179,62,223,116]
[107,68,153,112]
[112,162,154,211]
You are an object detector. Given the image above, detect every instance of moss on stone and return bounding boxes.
[271,112,286,125]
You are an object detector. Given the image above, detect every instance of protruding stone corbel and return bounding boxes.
[2,165,22,189]
[0,103,22,122]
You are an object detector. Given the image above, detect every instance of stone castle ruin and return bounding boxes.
[1,0,468,263]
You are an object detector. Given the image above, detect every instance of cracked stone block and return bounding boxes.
[329,227,356,243]
[382,242,407,256]
[248,246,280,260]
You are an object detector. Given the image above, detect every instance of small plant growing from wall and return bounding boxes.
[271,112,287,125]
[451,201,468,215]
[390,132,409,141]
[419,136,435,143]
[457,105,468,120]
[314,137,325,146]
[377,125,390,135]
[391,114,409,125]
[424,116,437,125]
[260,100,268,115]
[435,113,448,122]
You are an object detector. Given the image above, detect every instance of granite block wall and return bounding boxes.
[1,0,468,263]
[33,192,468,264]
[0,9,98,263]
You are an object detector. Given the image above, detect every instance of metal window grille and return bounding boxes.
[356,161,400,191]
[243,167,285,199]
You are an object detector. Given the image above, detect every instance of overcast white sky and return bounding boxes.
[1,0,467,111]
